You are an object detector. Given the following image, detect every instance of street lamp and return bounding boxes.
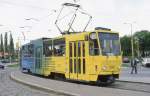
[124,22,135,59]
[7,31,12,65]
[134,37,140,58]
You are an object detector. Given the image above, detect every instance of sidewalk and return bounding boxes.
[119,66,150,83]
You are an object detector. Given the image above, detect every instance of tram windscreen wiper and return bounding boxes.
[99,32,120,56]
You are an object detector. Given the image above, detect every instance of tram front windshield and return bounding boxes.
[99,32,120,56]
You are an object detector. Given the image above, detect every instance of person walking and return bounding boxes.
[131,58,138,74]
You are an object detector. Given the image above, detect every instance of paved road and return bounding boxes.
[122,65,150,74]
[2,64,150,96]
[0,68,67,96]
[120,65,150,83]
[12,69,150,96]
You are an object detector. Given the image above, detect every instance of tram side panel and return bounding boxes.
[32,39,49,75]
[64,31,122,83]
[51,38,66,76]
[21,44,34,72]
[65,34,92,81]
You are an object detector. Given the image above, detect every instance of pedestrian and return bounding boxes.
[131,58,138,74]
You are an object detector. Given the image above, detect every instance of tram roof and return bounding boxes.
[21,29,119,46]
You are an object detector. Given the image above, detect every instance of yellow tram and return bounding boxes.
[42,27,122,84]
[20,3,122,84]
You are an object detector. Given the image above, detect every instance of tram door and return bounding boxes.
[35,47,42,73]
[69,41,86,80]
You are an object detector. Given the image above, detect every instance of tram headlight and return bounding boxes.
[102,66,107,70]
[118,66,121,70]
[89,32,97,40]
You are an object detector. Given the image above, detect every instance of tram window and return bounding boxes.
[83,59,85,74]
[74,43,76,57]
[54,38,65,56]
[82,42,85,57]
[74,59,76,73]
[22,45,33,57]
[99,33,120,56]
[22,46,26,54]
[22,46,25,50]
[43,40,53,57]
[78,42,81,57]
[69,43,72,57]
[69,59,73,73]
[28,44,34,56]
[21,46,25,54]
[78,58,81,73]
[89,39,99,55]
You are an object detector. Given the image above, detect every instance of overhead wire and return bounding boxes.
[0,0,49,10]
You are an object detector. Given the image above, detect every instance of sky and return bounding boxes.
[0,0,150,46]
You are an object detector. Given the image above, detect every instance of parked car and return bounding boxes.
[0,64,4,69]
[123,57,130,63]
[1,59,10,63]
[135,58,140,63]
[141,58,150,67]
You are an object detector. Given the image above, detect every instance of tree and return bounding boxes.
[0,34,4,53]
[134,30,150,57]
[120,35,131,56]
[9,33,15,58]
[121,30,150,57]
[4,32,8,53]
[0,34,4,58]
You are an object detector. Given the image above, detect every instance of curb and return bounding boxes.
[10,72,79,96]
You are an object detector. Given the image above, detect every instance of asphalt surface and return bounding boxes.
[0,67,67,96]
[109,81,150,93]
[120,64,150,83]
[11,68,150,96]
[1,63,150,96]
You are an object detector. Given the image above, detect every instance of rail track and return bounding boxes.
[106,80,150,93]
[21,71,150,94]
[57,78,150,93]
[65,79,150,93]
